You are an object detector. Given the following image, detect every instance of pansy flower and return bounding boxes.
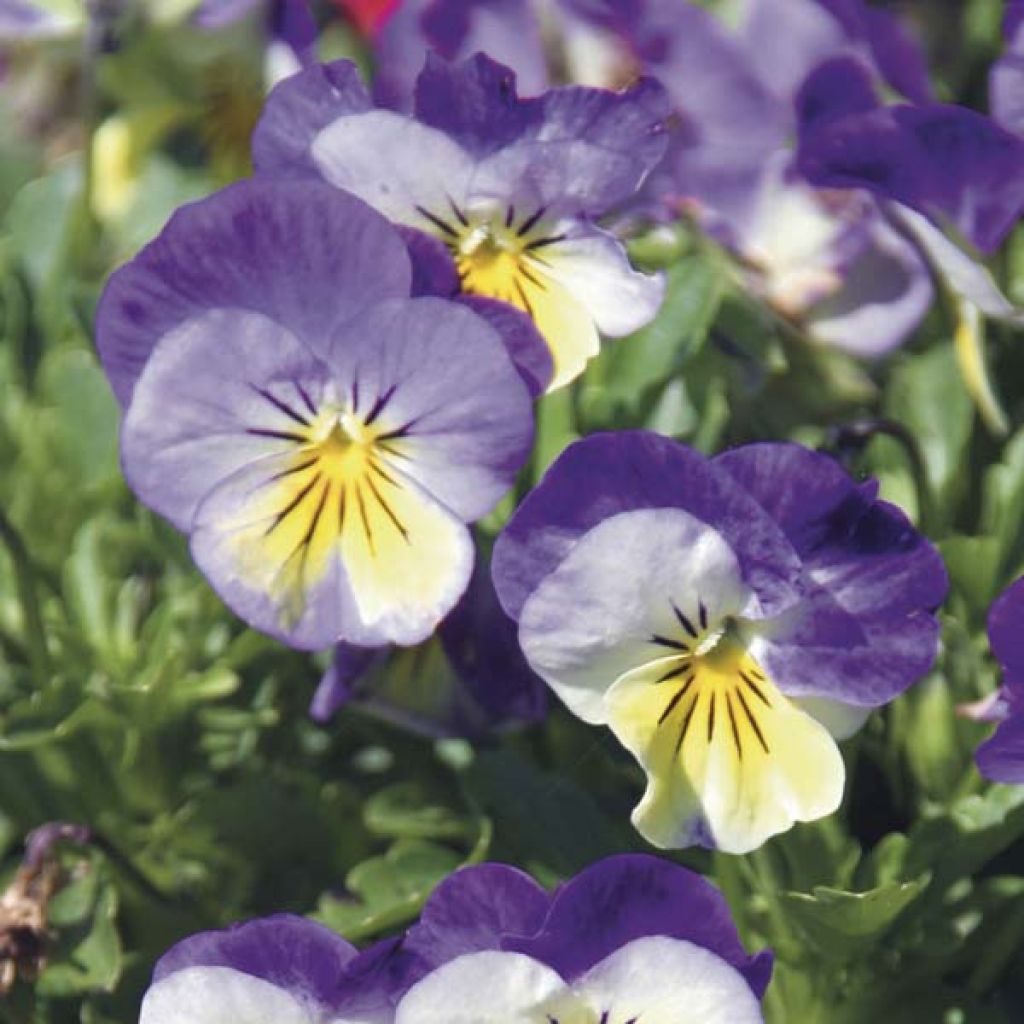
[96,178,533,650]
[492,432,947,854]
[974,578,1024,784]
[139,915,359,1024]
[310,554,548,738]
[250,52,669,390]
[141,855,771,1022]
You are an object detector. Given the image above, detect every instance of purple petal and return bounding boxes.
[492,431,804,621]
[373,0,549,113]
[798,76,1024,253]
[0,0,74,37]
[96,178,410,406]
[794,54,880,136]
[252,60,373,180]
[455,295,552,397]
[270,0,317,58]
[807,210,933,356]
[716,444,947,705]
[397,226,460,299]
[991,3,1024,136]
[989,576,1024,677]
[976,713,1024,784]
[308,642,383,721]
[192,0,264,29]
[413,52,542,156]
[507,853,772,998]
[152,914,356,1014]
[403,864,550,970]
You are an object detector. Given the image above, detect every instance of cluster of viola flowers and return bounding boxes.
[81,0,1024,1019]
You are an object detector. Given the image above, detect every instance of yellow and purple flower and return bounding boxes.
[96,178,534,650]
[251,52,670,390]
[492,432,948,854]
[140,855,771,1023]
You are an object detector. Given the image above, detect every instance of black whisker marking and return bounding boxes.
[707,691,717,742]
[726,692,743,759]
[415,204,458,237]
[363,384,397,427]
[449,197,469,226]
[655,662,692,684]
[294,380,318,417]
[365,474,409,541]
[251,385,310,426]
[375,420,416,443]
[355,482,375,555]
[505,204,515,228]
[518,205,546,235]
[267,458,318,483]
[525,233,567,251]
[672,601,699,638]
[675,696,700,755]
[658,676,696,725]
[265,472,321,536]
[514,277,535,319]
[518,263,547,290]
[699,599,708,631]
[740,670,772,707]
[735,688,770,754]
[651,634,689,652]
[247,427,309,444]
[338,481,347,532]
[367,457,401,487]
[301,479,329,545]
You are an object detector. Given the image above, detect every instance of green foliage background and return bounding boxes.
[2,1,1024,1021]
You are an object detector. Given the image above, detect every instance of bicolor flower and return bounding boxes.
[139,914,361,1024]
[140,856,772,1023]
[797,55,1024,431]
[251,52,669,390]
[310,555,548,738]
[386,854,771,1022]
[973,578,1024,784]
[493,432,947,854]
[96,178,533,650]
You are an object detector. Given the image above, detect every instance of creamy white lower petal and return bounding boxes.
[537,229,665,338]
[393,951,585,1024]
[140,967,314,1024]
[519,508,751,724]
[606,648,845,854]
[576,936,763,1024]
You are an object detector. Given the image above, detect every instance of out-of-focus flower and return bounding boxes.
[798,55,1024,433]
[989,0,1024,138]
[140,915,359,1024]
[492,433,947,854]
[332,0,400,38]
[973,578,1024,784]
[357,0,935,358]
[142,856,771,1022]
[310,554,547,737]
[96,179,533,650]
[251,53,669,390]
[0,0,83,41]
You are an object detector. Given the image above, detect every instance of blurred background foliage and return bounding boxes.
[2,0,1024,1022]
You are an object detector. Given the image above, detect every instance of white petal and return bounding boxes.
[519,508,751,724]
[576,936,763,1024]
[393,951,582,1024]
[140,967,314,1024]
[311,111,476,226]
[539,229,665,337]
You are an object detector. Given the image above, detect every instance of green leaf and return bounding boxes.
[364,781,476,842]
[781,874,931,961]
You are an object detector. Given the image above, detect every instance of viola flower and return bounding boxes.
[96,178,533,650]
[385,854,771,1021]
[492,432,947,854]
[310,554,548,737]
[139,915,359,1024]
[974,578,1024,784]
[251,52,669,390]
[991,1,1024,137]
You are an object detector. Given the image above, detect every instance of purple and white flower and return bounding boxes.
[96,178,534,651]
[251,52,669,390]
[141,855,771,1022]
[974,577,1024,784]
[492,432,947,853]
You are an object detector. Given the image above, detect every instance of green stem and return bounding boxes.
[0,510,51,686]
[968,894,1024,994]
